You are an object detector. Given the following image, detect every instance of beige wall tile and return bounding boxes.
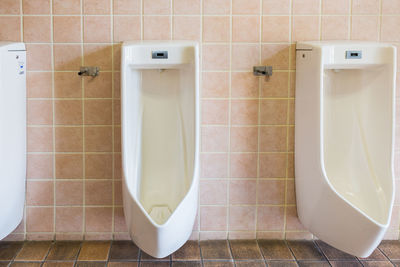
[4,0,400,240]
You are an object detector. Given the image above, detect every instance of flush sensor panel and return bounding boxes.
[152,51,168,59]
[346,50,362,59]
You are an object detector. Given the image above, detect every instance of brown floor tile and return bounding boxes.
[358,248,387,261]
[360,261,393,267]
[258,240,294,260]
[234,261,266,267]
[229,240,262,260]
[202,262,234,267]
[15,241,52,261]
[297,261,330,267]
[392,260,400,266]
[140,252,170,261]
[139,262,170,267]
[329,261,362,267]
[0,262,9,267]
[10,263,41,267]
[78,241,110,261]
[42,262,75,267]
[107,263,138,267]
[200,240,232,260]
[46,242,81,261]
[0,242,23,261]
[266,261,298,267]
[171,261,201,267]
[315,241,355,261]
[287,241,324,261]
[379,240,400,260]
[109,241,139,261]
[172,241,200,261]
[76,262,107,267]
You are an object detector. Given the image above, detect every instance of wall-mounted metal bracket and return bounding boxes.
[78,66,100,77]
[253,66,273,80]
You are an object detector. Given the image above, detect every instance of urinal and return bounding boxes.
[0,42,26,239]
[295,42,396,257]
[121,42,199,258]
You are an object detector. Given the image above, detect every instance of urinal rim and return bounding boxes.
[316,51,397,228]
[120,41,200,230]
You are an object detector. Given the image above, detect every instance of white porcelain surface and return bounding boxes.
[295,41,396,257]
[0,42,26,240]
[121,41,199,258]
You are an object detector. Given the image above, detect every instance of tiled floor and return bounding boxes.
[0,239,399,266]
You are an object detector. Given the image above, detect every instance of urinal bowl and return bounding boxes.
[121,42,200,258]
[295,42,396,257]
[122,179,198,257]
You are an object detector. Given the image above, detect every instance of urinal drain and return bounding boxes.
[149,205,172,225]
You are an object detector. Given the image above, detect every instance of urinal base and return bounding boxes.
[297,183,390,258]
[0,209,23,241]
[122,179,199,258]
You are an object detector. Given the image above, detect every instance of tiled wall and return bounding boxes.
[1,0,400,241]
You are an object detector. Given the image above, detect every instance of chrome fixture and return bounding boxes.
[78,66,100,77]
[253,66,273,80]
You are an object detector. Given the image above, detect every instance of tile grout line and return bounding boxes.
[20,0,27,242]
[23,203,298,208]
[28,122,296,126]
[20,46,317,50]
[27,151,295,155]
[41,240,54,263]
[226,0,233,240]
[26,96,298,100]
[198,240,204,267]
[319,0,322,40]
[17,39,400,45]
[349,0,353,40]
[74,241,84,263]
[106,240,112,265]
[378,245,396,265]
[313,240,333,264]
[80,0,86,241]
[285,240,297,261]
[28,178,292,182]
[27,151,121,155]
[141,0,144,40]
[197,0,204,241]
[226,240,235,266]
[110,0,115,241]
[355,254,364,265]
[378,0,383,41]
[19,0,23,41]
[170,0,173,40]
[255,0,263,240]
[50,0,56,240]
[348,0,352,40]
[283,0,294,240]
[6,13,400,17]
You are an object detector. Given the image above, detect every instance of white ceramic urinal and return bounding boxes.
[295,42,396,257]
[121,42,199,258]
[0,42,26,240]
